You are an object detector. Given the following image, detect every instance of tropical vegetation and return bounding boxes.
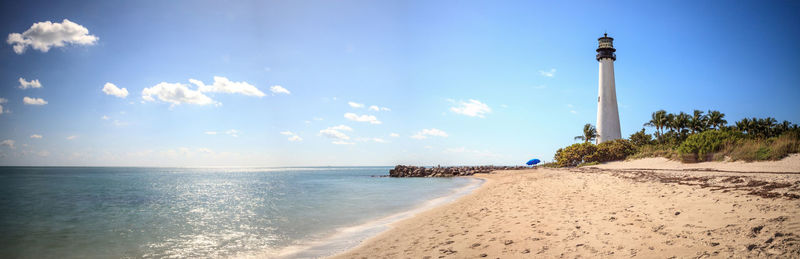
[573,123,597,143]
[554,110,800,167]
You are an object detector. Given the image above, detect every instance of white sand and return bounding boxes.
[592,154,800,173]
[333,156,800,258]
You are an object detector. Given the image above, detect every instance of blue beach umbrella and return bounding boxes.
[526,159,541,165]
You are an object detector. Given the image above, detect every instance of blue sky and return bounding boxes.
[1,0,798,166]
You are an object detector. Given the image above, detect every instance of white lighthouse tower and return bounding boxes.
[595,33,621,143]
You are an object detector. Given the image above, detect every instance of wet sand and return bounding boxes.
[332,156,800,258]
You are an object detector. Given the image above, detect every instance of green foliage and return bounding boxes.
[629,128,653,147]
[721,130,800,162]
[553,140,635,167]
[734,117,796,139]
[558,113,799,166]
[590,139,636,162]
[627,144,678,160]
[574,124,597,143]
[676,130,741,162]
[554,143,597,167]
[706,110,727,129]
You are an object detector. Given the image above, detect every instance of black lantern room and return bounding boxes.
[596,33,616,61]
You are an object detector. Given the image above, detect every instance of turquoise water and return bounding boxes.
[0,167,477,258]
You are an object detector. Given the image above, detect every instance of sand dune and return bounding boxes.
[592,154,800,173]
[333,157,800,258]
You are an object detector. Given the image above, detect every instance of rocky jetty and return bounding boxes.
[389,165,528,177]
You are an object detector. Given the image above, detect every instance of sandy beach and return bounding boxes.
[333,155,800,258]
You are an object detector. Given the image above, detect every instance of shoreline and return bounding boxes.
[243,176,486,258]
[325,176,495,258]
[333,157,800,258]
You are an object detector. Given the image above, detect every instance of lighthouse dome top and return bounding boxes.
[596,33,616,61]
[597,33,614,49]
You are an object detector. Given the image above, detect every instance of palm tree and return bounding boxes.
[748,117,759,136]
[665,113,676,133]
[574,123,597,143]
[707,110,727,129]
[674,112,691,138]
[689,110,708,134]
[777,120,792,135]
[644,110,667,136]
[735,118,751,133]
[762,117,777,138]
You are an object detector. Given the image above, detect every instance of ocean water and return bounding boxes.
[0,167,480,258]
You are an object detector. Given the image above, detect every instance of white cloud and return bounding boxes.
[30,134,42,139]
[7,19,98,54]
[320,125,352,142]
[411,128,449,139]
[332,140,354,145]
[348,101,364,108]
[102,82,128,98]
[329,125,353,131]
[450,99,491,118]
[18,78,42,89]
[368,105,391,112]
[390,133,399,137]
[344,113,381,124]
[23,97,47,105]
[355,137,387,143]
[570,110,577,114]
[66,135,77,140]
[539,68,556,77]
[206,129,240,137]
[280,131,303,142]
[190,76,265,97]
[320,129,350,140]
[101,115,110,120]
[142,82,215,106]
[270,85,291,95]
[1,139,15,149]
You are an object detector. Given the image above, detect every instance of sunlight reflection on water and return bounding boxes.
[0,167,473,258]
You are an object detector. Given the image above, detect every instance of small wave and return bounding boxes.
[242,177,484,259]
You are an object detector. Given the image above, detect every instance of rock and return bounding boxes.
[388,165,528,178]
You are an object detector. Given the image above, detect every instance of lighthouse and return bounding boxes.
[595,33,621,143]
